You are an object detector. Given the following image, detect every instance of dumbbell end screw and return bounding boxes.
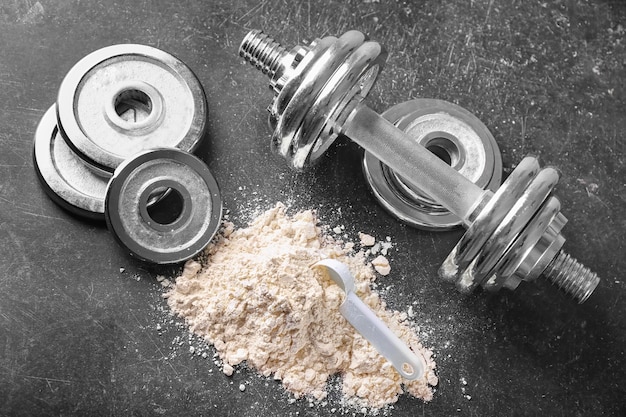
[239,30,287,79]
[543,250,600,304]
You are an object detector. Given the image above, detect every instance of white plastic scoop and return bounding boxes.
[313,259,425,380]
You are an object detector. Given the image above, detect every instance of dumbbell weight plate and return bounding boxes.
[57,44,207,173]
[105,149,222,264]
[363,99,502,231]
[269,31,386,170]
[33,105,109,220]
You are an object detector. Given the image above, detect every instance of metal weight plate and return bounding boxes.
[270,31,386,170]
[362,99,502,231]
[33,105,109,220]
[57,44,207,173]
[105,149,222,264]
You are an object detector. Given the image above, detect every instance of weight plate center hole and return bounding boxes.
[115,89,153,124]
[423,134,462,168]
[105,81,164,132]
[146,186,185,226]
[427,142,452,165]
[393,133,464,207]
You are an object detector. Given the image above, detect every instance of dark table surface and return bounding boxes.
[1,1,625,416]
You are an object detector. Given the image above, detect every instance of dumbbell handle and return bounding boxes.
[344,103,486,224]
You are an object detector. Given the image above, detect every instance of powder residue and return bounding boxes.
[359,232,376,247]
[371,255,391,276]
[165,203,437,409]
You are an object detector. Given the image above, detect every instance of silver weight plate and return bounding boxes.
[105,149,222,264]
[33,105,109,220]
[363,99,502,231]
[57,44,207,172]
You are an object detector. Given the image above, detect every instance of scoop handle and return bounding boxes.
[341,292,425,380]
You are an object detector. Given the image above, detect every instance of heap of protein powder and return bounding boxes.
[165,203,438,409]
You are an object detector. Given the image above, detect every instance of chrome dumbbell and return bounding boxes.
[238,29,600,303]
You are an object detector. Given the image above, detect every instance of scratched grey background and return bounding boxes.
[0,0,625,416]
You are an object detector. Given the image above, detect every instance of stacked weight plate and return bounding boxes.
[33,44,222,264]
[363,99,502,231]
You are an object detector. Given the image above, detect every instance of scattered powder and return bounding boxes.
[165,203,437,409]
[358,232,376,247]
[223,363,234,376]
[371,255,391,276]
[460,377,471,400]
[156,275,171,288]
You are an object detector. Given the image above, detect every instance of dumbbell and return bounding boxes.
[238,29,600,303]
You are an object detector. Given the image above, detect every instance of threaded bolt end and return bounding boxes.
[239,30,287,78]
[543,250,600,304]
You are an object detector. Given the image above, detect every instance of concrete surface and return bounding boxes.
[0,1,624,416]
